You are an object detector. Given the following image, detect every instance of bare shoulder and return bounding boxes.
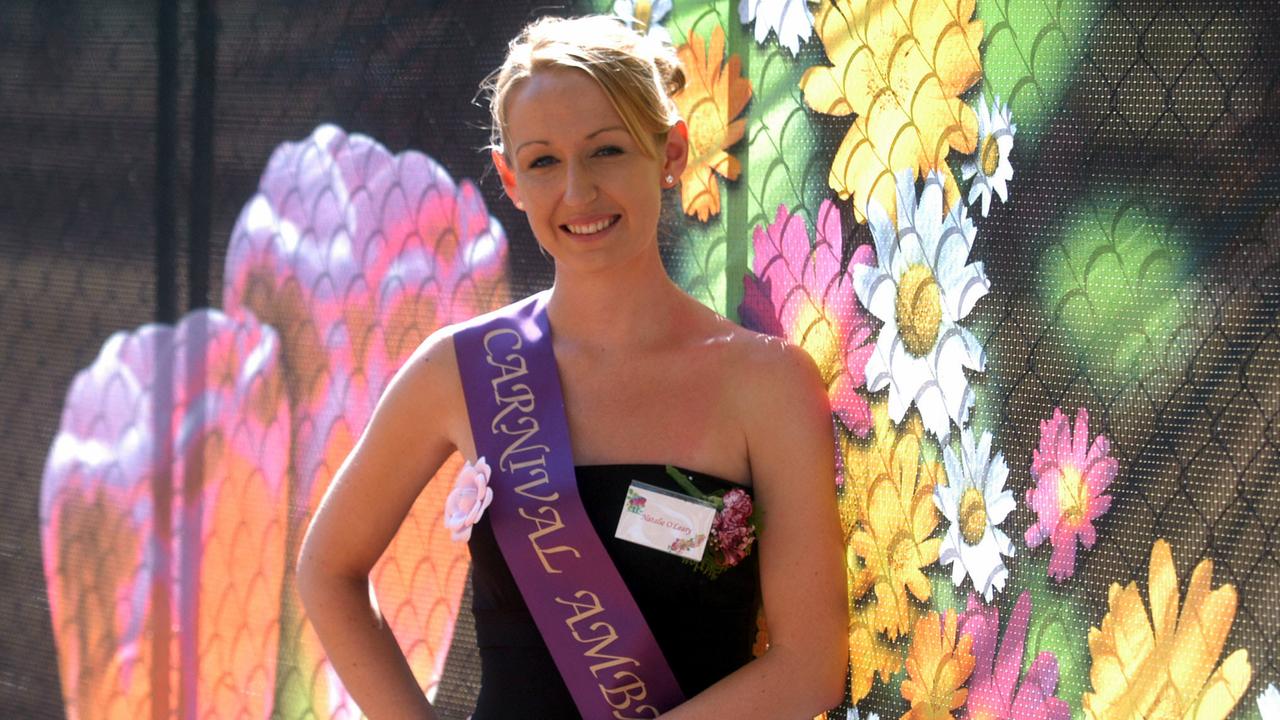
[700,318,833,488]
[378,323,472,457]
[393,324,460,396]
[712,320,828,415]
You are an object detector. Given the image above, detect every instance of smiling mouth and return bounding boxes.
[562,215,620,236]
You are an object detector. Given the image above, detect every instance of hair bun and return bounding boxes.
[653,51,685,98]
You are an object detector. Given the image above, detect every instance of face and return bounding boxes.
[493,67,687,275]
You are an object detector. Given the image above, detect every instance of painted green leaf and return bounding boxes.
[978,0,1103,149]
[1041,192,1191,384]
[1011,556,1091,719]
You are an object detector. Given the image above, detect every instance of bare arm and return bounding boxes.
[662,341,848,719]
[296,331,469,720]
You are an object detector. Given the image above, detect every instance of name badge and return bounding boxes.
[615,481,717,561]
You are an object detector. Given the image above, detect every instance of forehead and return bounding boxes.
[504,68,624,147]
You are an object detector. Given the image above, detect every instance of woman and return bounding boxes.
[297,15,846,719]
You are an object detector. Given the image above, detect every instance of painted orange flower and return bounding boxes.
[800,0,982,222]
[846,403,942,638]
[901,609,975,720]
[848,591,911,705]
[673,25,752,221]
[1083,539,1252,720]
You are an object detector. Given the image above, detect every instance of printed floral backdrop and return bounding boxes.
[2,0,1277,718]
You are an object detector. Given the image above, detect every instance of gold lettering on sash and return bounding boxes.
[601,671,650,709]
[581,629,641,676]
[491,387,535,430]
[507,455,548,473]
[493,413,552,465]
[520,506,581,573]
[557,589,606,626]
[483,328,525,375]
[556,591,654,714]
[507,456,558,501]
[482,323,664,716]
[513,470,557,502]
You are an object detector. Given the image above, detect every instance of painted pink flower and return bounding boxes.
[959,592,1070,720]
[444,458,493,542]
[739,201,876,437]
[1025,407,1118,581]
[220,123,509,714]
[40,310,290,720]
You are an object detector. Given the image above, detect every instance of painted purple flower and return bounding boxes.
[739,201,876,437]
[959,592,1070,720]
[40,310,290,719]
[221,123,510,712]
[1025,407,1118,581]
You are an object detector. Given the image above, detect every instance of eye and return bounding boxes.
[528,155,557,169]
[594,145,624,157]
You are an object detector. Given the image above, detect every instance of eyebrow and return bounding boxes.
[514,125,628,155]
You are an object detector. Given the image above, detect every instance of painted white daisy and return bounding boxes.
[852,170,989,443]
[613,0,673,43]
[934,428,1016,601]
[846,708,880,720]
[739,0,814,56]
[1260,684,1280,720]
[961,95,1016,217]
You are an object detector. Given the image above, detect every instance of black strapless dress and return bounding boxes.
[466,464,761,719]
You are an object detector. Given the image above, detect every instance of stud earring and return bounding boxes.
[665,174,674,186]
[515,200,524,210]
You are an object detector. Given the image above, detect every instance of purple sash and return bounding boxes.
[453,292,685,719]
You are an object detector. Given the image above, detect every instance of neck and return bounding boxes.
[545,251,686,352]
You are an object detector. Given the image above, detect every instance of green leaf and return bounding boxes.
[978,0,1104,149]
[1009,556,1091,720]
[1040,190,1192,384]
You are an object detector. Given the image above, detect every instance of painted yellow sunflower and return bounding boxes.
[674,25,752,221]
[845,403,942,638]
[1083,539,1252,720]
[848,591,912,705]
[800,0,983,222]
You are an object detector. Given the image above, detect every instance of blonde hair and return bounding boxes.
[483,15,685,159]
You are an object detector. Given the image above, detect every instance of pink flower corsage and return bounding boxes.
[444,457,493,542]
[666,466,759,579]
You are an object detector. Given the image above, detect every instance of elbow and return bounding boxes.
[295,532,369,615]
[295,532,337,614]
[820,654,847,710]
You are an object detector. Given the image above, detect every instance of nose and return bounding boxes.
[562,159,597,206]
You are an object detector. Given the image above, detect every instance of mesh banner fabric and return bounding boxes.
[2,1,1277,718]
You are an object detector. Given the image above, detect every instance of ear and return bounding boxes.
[491,149,524,210]
[662,121,690,186]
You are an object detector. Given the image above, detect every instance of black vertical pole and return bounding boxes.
[189,0,214,310]
[157,2,178,323]
[180,2,217,718]
[153,0,179,718]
